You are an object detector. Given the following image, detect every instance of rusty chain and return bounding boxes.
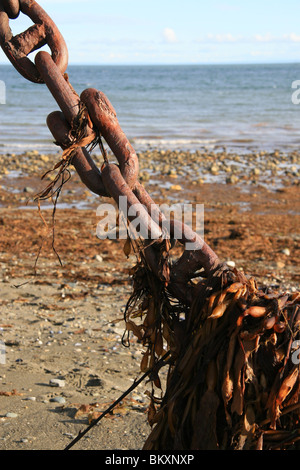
[0,0,68,83]
[0,0,220,303]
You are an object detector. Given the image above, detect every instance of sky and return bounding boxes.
[1,0,300,65]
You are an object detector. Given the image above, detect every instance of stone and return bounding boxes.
[226,175,239,184]
[210,164,219,174]
[6,412,18,418]
[170,184,182,191]
[226,260,236,268]
[49,379,65,388]
[50,396,66,404]
[23,187,34,193]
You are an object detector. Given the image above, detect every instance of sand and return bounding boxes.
[0,148,299,450]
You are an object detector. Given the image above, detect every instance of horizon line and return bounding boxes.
[0,60,300,67]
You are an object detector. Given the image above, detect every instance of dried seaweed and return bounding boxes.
[122,247,300,450]
[31,103,101,271]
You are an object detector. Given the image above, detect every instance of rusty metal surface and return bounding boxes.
[47,111,109,197]
[0,0,221,304]
[80,88,139,190]
[2,0,19,18]
[35,51,79,123]
[0,0,68,83]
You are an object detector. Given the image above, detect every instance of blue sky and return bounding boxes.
[1,0,300,65]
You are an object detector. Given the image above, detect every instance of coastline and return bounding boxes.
[0,147,299,450]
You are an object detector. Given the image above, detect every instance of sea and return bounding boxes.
[1,62,300,156]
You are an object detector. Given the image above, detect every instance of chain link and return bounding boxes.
[2,0,19,19]
[0,0,68,83]
[0,0,220,288]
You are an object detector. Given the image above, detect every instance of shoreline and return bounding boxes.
[0,147,299,208]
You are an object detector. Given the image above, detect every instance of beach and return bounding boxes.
[0,147,299,450]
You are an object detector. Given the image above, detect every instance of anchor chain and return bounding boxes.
[0,0,220,301]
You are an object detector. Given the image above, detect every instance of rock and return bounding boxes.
[86,376,102,387]
[226,175,239,184]
[140,172,150,182]
[196,178,205,184]
[6,412,18,418]
[226,260,236,268]
[210,164,219,174]
[50,396,66,404]
[94,254,103,262]
[281,248,290,256]
[49,379,65,388]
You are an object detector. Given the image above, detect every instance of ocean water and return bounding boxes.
[1,63,300,155]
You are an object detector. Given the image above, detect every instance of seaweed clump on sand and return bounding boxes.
[122,241,300,450]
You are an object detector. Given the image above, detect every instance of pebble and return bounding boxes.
[281,248,290,256]
[5,412,18,418]
[63,432,75,439]
[170,184,182,191]
[23,186,34,193]
[50,396,66,404]
[210,164,219,174]
[226,260,236,268]
[49,379,65,388]
[226,175,239,184]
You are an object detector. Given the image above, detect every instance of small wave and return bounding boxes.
[131,137,218,151]
[0,141,59,154]
[231,138,254,143]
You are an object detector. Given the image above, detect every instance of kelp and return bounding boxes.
[123,243,300,450]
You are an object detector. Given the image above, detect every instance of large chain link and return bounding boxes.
[0,0,220,298]
[0,0,68,83]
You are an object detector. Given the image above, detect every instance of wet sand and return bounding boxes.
[0,148,299,450]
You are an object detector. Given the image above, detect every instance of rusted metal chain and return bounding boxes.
[0,0,68,83]
[0,0,221,302]
[101,162,162,241]
[46,92,220,291]
[35,51,81,125]
[2,0,19,19]
[80,88,139,190]
[47,110,109,197]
